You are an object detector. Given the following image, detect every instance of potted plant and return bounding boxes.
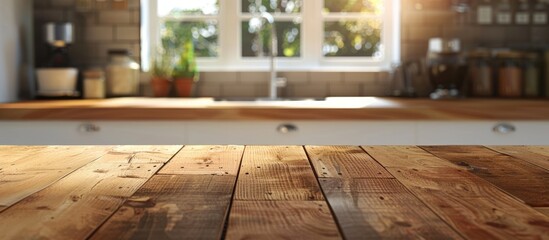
[150,52,173,97]
[172,39,199,97]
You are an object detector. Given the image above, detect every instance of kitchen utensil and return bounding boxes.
[44,22,73,68]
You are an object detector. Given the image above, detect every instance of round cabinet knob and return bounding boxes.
[78,123,101,133]
[277,124,298,134]
[493,123,516,134]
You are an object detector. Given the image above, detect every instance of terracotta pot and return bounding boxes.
[151,77,172,97]
[174,78,194,97]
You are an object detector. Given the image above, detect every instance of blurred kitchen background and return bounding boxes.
[1,0,549,102]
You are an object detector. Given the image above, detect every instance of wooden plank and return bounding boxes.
[0,146,46,167]
[366,146,549,240]
[362,146,460,169]
[0,146,181,240]
[488,146,549,171]
[91,175,237,240]
[4,98,549,121]
[305,146,393,178]
[234,146,323,201]
[0,146,111,212]
[422,146,549,207]
[320,178,463,239]
[535,208,549,217]
[159,145,244,176]
[226,201,342,240]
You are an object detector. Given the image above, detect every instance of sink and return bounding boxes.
[213,97,325,102]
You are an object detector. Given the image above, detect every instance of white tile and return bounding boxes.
[202,72,238,83]
[84,26,113,42]
[329,83,361,96]
[99,11,131,24]
[115,26,140,41]
[239,72,269,84]
[310,72,342,83]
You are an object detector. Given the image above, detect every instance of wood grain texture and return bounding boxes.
[225,201,341,240]
[367,147,549,240]
[422,146,549,207]
[159,145,244,176]
[362,146,459,169]
[389,168,549,240]
[0,146,179,240]
[488,146,549,171]
[535,208,549,217]
[0,146,111,212]
[306,146,393,178]
[0,146,46,167]
[235,146,323,201]
[320,178,463,240]
[2,98,549,120]
[91,175,236,240]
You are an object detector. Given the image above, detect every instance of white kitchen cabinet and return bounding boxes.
[3,120,549,145]
[0,121,187,145]
[186,121,417,145]
[417,121,549,145]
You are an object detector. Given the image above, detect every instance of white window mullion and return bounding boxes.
[145,0,400,72]
[301,0,322,68]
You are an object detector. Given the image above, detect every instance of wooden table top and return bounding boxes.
[1,97,549,120]
[0,145,547,239]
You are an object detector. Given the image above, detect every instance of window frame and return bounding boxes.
[143,0,400,72]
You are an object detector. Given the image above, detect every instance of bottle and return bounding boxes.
[533,0,549,25]
[467,50,493,97]
[495,0,513,25]
[496,51,523,98]
[515,0,531,24]
[477,0,494,24]
[106,49,140,97]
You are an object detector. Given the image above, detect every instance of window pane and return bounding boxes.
[242,20,301,57]
[242,0,302,13]
[158,0,219,16]
[324,19,382,57]
[162,21,219,57]
[324,0,382,14]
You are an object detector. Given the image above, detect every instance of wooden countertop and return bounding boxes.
[0,145,547,239]
[0,97,549,120]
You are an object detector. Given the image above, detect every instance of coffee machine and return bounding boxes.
[427,38,468,99]
[36,22,79,98]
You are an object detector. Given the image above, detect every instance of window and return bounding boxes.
[143,0,400,71]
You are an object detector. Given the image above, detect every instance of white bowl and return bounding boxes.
[36,68,78,92]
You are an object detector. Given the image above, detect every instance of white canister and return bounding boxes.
[83,69,106,99]
[106,50,140,97]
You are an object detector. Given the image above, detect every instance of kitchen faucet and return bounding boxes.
[253,12,285,100]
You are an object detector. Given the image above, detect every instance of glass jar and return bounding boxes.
[476,0,494,24]
[467,50,493,97]
[496,51,523,98]
[533,0,548,25]
[495,0,512,24]
[106,49,140,97]
[524,53,540,98]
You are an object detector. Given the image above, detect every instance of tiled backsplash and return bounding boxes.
[32,0,549,98]
[33,0,140,69]
[193,72,390,99]
[401,0,549,62]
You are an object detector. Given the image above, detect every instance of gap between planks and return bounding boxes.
[0,146,182,240]
[306,146,464,239]
[91,145,245,240]
[364,146,549,240]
